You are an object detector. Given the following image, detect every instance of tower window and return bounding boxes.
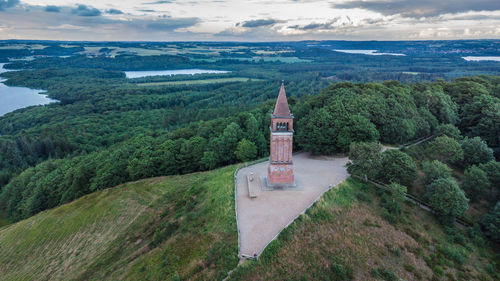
[276,122,288,131]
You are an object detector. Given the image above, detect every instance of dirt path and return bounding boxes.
[235,152,349,257]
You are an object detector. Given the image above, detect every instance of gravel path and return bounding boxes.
[235,152,349,257]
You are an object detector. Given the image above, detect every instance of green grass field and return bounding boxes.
[137,77,262,86]
[0,165,239,281]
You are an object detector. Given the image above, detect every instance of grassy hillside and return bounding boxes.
[230,178,498,281]
[1,165,497,281]
[0,165,239,281]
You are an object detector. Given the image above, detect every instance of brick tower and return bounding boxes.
[267,82,295,186]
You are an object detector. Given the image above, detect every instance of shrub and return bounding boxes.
[330,262,354,281]
[388,183,407,202]
[309,208,332,222]
[356,192,372,203]
[363,219,380,227]
[371,267,398,281]
[432,265,444,277]
[404,264,415,272]
[485,263,499,279]
[150,221,180,247]
[481,202,500,243]
[388,246,402,257]
[441,245,468,265]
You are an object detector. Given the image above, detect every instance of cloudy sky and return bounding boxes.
[0,0,500,41]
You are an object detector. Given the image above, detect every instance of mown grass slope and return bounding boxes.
[230,178,498,281]
[0,165,239,281]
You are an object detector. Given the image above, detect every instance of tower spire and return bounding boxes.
[273,81,291,116]
[267,82,295,186]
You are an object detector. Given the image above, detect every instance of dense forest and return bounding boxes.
[0,41,499,250]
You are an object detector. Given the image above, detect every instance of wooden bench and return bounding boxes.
[247,173,258,198]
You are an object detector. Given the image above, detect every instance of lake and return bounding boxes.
[333,49,406,56]
[0,63,56,117]
[124,69,230,79]
[462,56,500,62]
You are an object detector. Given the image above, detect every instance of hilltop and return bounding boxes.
[1,165,497,280]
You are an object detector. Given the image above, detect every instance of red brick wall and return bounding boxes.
[268,164,294,184]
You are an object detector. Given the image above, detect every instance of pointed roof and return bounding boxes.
[273,82,291,116]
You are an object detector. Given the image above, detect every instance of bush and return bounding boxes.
[467,225,487,246]
[432,265,444,277]
[404,264,415,272]
[388,246,402,257]
[309,208,332,222]
[356,192,372,203]
[485,263,499,279]
[150,221,179,247]
[330,262,354,281]
[441,245,468,265]
[371,267,398,281]
[481,202,500,243]
[388,183,407,202]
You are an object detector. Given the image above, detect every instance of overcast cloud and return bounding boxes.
[333,0,500,18]
[0,0,499,40]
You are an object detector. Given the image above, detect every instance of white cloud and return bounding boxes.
[0,0,499,40]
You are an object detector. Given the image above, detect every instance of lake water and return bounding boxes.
[462,56,500,62]
[0,63,56,117]
[124,69,230,79]
[333,49,406,56]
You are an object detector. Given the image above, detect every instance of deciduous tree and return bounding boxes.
[426,136,463,163]
[378,150,417,186]
[421,160,453,186]
[463,165,490,202]
[235,139,257,162]
[426,177,468,219]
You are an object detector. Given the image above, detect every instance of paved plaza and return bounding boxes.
[235,152,350,257]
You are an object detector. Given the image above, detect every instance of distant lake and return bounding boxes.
[462,56,500,62]
[124,69,230,79]
[334,49,406,56]
[0,63,56,117]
